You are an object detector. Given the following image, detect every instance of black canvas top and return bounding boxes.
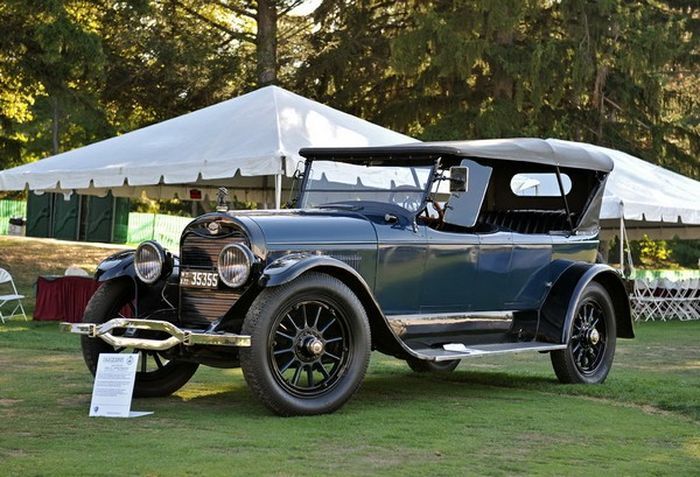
[300,138,615,172]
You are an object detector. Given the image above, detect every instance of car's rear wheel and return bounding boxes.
[550,282,617,384]
[406,357,460,373]
[240,272,371,416]
[81,278,199,397]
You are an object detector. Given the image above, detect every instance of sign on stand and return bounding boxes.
[89,353,152,418]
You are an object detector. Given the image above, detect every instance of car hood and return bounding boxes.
[228,209,379,247]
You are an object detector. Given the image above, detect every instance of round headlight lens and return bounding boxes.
[218,243,253,288]
[134,241,165,284]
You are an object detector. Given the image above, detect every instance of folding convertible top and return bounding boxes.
[300,138,615,173]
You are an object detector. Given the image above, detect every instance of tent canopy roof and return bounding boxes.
[575,142,700,226]
[301,138,614,172]
[0,86,416,193]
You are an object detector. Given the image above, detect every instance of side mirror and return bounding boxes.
[449,166,469,193]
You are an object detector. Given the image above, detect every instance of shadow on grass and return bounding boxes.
[169,367,558,417]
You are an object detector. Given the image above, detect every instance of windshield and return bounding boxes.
[299,161,433,212]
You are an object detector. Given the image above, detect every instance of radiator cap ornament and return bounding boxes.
[216,187,229,212]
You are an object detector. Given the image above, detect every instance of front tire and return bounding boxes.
[240,272,371,416]
[81,278,199,398]
[551,282,617,384]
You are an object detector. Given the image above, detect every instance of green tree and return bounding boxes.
[0,0,106,166]
[169,0,311,87]
[98,0,251,131]
[299,1,698,178]
[294,0,417,131]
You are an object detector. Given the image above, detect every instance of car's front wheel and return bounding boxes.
[550,282,617,384]
[240,272,371,416]
[81,278,199,397]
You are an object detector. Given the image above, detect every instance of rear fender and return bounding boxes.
[259,254,411,358]
[538,263,634,344]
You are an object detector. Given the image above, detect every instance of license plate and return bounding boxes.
[180,270,219,288]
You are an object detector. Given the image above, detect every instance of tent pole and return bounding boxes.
[152,211,157,241]
[274,174,282,209]
[619,201,624,274]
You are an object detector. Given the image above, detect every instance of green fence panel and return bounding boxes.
[0,200,27,235]
[126,213,156,244]
[153,214,192,250]
[126,212,191,250]
[2,203,191,248]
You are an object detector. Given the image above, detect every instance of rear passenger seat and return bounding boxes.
[478,209,571,234]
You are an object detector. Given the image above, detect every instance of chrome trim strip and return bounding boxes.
[266,241,376,246]
[60,318,251,350]
[386,311,516,337]
[387,311,516,322]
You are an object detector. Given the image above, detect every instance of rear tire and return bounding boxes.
[406,357,459,373]
[551,282,616,384]
[81,278,199,398]
[240,272,371,416]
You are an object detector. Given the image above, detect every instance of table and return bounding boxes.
[34,276,101,323]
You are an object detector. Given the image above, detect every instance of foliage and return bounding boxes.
[0,1,697,187]
[669,237,700,268]
[630,234,674,268]
[0,0,107,166]
[299,1,698,179]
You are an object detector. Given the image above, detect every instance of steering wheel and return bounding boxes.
[420,200,444,227]
[432,200,445,222]
[389,185,422,211]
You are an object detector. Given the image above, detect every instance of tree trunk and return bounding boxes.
[493,30,514,100]
[593,65,608,143]
[52,97,60,155]
[256,0,278,86]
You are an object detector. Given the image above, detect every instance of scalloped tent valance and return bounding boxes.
[0,86,416,206]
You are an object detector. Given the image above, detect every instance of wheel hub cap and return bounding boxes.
[588,328,600,346]
[305,337,324,356]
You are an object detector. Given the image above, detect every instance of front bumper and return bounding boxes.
[60,318,251,351]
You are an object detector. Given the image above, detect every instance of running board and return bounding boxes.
[411,342,567,361]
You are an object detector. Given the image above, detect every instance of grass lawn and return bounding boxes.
[1,237,699,476]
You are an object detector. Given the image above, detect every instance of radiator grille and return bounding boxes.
[179,229,247,326]
[180,232,245,269]
[179,288,241,327]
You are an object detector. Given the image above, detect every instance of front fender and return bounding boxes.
[538,263,634,344]
[94,249,179,317]
[259,253,362,288]
[258,253,413,359]
[95,250,137,282]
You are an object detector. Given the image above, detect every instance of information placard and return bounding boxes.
[89,353,152,418]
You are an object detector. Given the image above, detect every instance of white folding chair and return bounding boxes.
[0,267,27,323]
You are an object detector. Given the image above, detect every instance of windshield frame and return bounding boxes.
[297,158,439,216]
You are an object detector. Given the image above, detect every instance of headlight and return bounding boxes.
[134,241,166,284]
[218,243,253,288]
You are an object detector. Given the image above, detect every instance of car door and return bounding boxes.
[373,220,427,315]
[421,158,492,313]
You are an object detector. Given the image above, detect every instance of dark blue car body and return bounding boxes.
[97,139,633,364]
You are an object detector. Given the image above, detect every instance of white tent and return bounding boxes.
[571,142,700,240]
[0,86,416,207]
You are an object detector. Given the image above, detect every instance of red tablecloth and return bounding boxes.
[34,276,101,322]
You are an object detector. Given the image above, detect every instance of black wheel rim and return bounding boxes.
[268,300,351,398]
[570,299,607,375]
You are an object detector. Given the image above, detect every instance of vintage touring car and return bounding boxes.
[63,138,633,416]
